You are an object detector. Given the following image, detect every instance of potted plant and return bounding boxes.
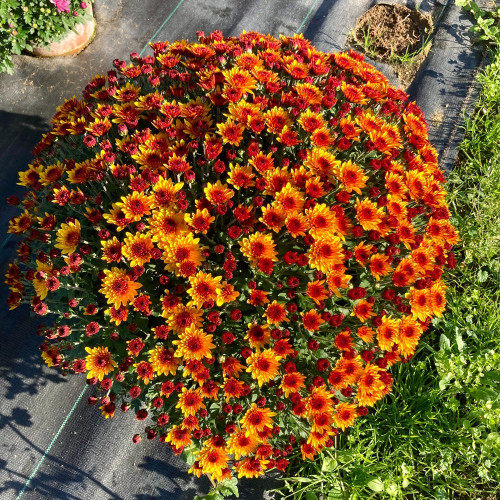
[0,0,95,73]
[5,31,457,496]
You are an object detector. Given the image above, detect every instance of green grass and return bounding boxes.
[277,10,500,500]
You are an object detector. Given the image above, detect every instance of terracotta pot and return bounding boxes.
[31,4,95,57]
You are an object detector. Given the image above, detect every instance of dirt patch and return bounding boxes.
[348,3,433,88]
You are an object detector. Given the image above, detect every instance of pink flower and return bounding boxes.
[49,0,71,13]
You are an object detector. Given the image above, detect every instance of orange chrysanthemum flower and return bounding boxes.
[223,378,246,401]
[398,315,423,357]
[99,267,142,308]
[301,309,324,332]
[204,180,234,205]
[285,213,310,238]
[352,299,377,323]
[227,164,255,190]
[122,232,154,267]
[298,109,326,132]
[306,280,329,305]
[102,203,131,231]
[216,119,245,146]
[173,324,215,361]
[187,271,222,307]
[216,281,240,306]
[306,386,335,417]
[228,428,259,460]
[222,357,246,379]
[150,177,183,208]
[101,237,122,263]
[244,322,271,349]
[305,203,336,238]
[165,425,192,448]
[357,325,376,343]
[264,107,292,134]
[301,442,320,460]
[235,457,268,479]
[223,66,257,94]
[280,371,306,397]
[197,444,229,480]
[247,289,270,307]
[355,198,385,231]
[260,203,287,232]
[408,287,432,322]
[308,234,344,273]
[186,208,215,234]
[239,232,277,267]
[117,191,153,222]
[333,402,358,431]
[149,346,180,376]
[429,279,447,317]
[304,148,340,179]
[264,301,289,325]
[377,316,399,351]
[326,269,352,297]
[162,233,205,276]
[162,304,203,335]
[357,364,386,407]
[85,346,117,381]
[336,160,368,195]
[177,388,206,416]
[274,183,305,213]
[369,253,393,281]
[246,349,281,387]
[240,403,277,434]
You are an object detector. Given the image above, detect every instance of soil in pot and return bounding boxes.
[348,3,433,88]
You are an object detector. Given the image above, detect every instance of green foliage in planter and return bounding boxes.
[0,0,93,73]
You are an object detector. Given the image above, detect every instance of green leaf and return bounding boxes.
[218,477,239,497]
[439,334,451,351]
[193,493,224,500]
[180,444,198,466]
[455,332,465,352]
[366,478,384,492]
[482,371,500,384]
[326,488,344,500]
[305,492,319,500]
[321,456,338,472]
[477,269,489,282]
[469,387,498,402]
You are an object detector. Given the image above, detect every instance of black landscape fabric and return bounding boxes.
[0,0,487,498]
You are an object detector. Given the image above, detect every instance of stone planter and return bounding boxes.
[31,4,95,57]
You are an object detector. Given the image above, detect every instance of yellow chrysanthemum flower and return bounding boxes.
[55,219,81,255]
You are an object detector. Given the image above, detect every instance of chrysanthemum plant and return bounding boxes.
[6,31,458,492]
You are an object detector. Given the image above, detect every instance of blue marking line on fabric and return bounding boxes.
[0,233,13,254]
[16,385,88,499]
[297,0,321,33]
[139,0,188,56]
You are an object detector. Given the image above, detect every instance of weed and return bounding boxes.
[456,0,500,46]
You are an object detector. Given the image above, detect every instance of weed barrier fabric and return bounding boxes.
[0,0,487,498]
